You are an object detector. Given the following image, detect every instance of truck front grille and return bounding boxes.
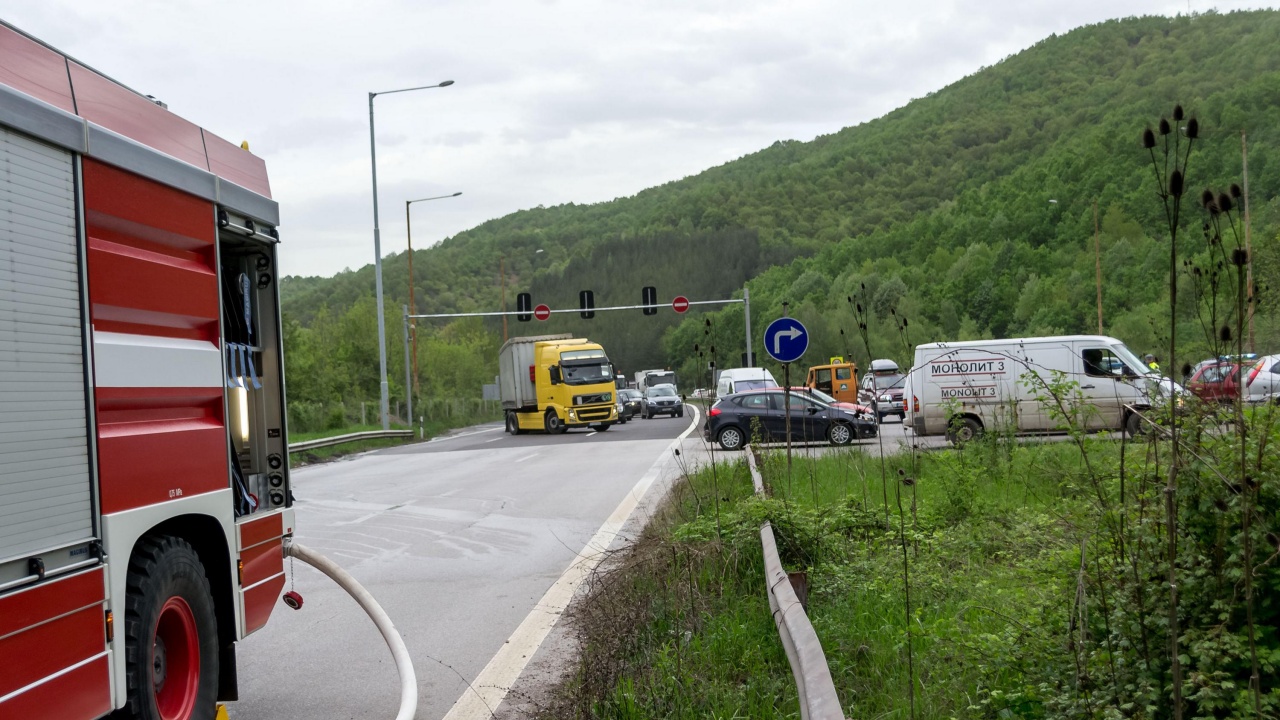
[574,393,612,405]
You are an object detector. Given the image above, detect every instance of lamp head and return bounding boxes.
[439,80,455,87]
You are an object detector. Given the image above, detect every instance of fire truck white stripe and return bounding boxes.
[92,331,222,388]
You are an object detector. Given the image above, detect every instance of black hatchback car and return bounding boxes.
[702,389,876,450]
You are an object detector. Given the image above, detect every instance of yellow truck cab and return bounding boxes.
[500,334,619,434]
[805,356,859,404]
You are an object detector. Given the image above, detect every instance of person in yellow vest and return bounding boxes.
[1145,354,1160,372]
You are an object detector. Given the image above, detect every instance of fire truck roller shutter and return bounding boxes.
[0,125,96,568]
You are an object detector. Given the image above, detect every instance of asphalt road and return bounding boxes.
[228,412,696,720]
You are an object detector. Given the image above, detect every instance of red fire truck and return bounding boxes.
[0,22,293,720]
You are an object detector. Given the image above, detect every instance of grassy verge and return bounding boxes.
[542,422,1280,719]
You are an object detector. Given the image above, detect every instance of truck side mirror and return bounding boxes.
[549,366,562,385]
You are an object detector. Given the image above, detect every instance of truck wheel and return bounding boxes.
[827,422,853,446]
[506,412,523,435]
[592,423,610,432]
[545,410,567,434]
[123,536,219,720]
[947,416,983,445]
[717,426,744,451]
[677,407,684,418]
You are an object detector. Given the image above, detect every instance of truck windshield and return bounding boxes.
[562,360,613,385]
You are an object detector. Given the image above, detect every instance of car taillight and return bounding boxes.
[708,407,722,417]
[912,395,920,413]
[1248,360,1265,386]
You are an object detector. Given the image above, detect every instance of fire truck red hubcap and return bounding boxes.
[153,597,200,720]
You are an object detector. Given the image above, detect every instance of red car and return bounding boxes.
[778,386,877,420]
[1187,361,1243,402]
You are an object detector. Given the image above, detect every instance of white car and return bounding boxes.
[1245,354,1280,403]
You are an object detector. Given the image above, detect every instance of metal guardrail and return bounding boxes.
[745,448,848,720]
[289,429,413,452]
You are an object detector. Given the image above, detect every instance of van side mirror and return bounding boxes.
[549,366,562,385]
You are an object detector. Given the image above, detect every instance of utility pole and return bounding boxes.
[1094,199,1102,334]
[743,286,753,366]
[500,254,508,342]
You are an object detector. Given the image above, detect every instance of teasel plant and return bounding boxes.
[1141,104,1196,719]
[848,288,891,528]
[694,317,723,538]
[1199,183,1263,716]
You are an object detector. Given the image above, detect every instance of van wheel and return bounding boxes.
[827,422,853,446]
[947,416,983,444]
[1125,411,1146,438]
[717,426,745,451]
[545,410,567,434]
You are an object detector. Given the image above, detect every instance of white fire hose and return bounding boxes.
[284,541,418,720]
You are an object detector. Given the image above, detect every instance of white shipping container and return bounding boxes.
[499,334,572,410]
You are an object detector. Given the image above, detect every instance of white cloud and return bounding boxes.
[3,0,1261,277]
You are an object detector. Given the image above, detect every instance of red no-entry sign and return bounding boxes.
[533,304,551,321]
[672,296,690,313]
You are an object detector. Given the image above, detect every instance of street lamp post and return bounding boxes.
[368,79,454,430]
[406,192,461,395]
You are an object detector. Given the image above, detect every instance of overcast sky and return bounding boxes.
[4,1,1267,278]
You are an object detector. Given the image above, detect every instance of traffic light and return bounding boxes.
[642,286,657,315]
[579,290,595,319]
[516,292,532,322]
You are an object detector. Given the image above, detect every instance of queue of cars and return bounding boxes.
[1186,353,1280,405]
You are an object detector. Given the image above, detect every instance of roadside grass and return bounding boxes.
[544,419,1280,718]
[540,440,1087,718]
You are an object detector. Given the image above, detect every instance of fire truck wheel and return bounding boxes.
[123,535,219,720]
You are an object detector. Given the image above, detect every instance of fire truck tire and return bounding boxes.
[122,535,219,720]
[544,409,567,434]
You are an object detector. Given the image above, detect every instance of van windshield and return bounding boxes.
[1109,344,1155,376]
[873,374,905,389]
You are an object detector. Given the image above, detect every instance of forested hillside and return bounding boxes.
[282,10,1280,407]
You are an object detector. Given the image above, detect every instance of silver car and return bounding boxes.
[644,384,684,418]
[1244,354,1280,404]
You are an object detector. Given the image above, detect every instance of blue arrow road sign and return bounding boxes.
[763,317,808,364]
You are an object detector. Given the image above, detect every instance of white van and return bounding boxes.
[905,335,1170,441]
[715,367,778,397]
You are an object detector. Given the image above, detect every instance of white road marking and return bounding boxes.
[585,430,597,437]
[429,426,503,443]
[442,406,701,720]
[513,453,540,464]
[485,437,503,443]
